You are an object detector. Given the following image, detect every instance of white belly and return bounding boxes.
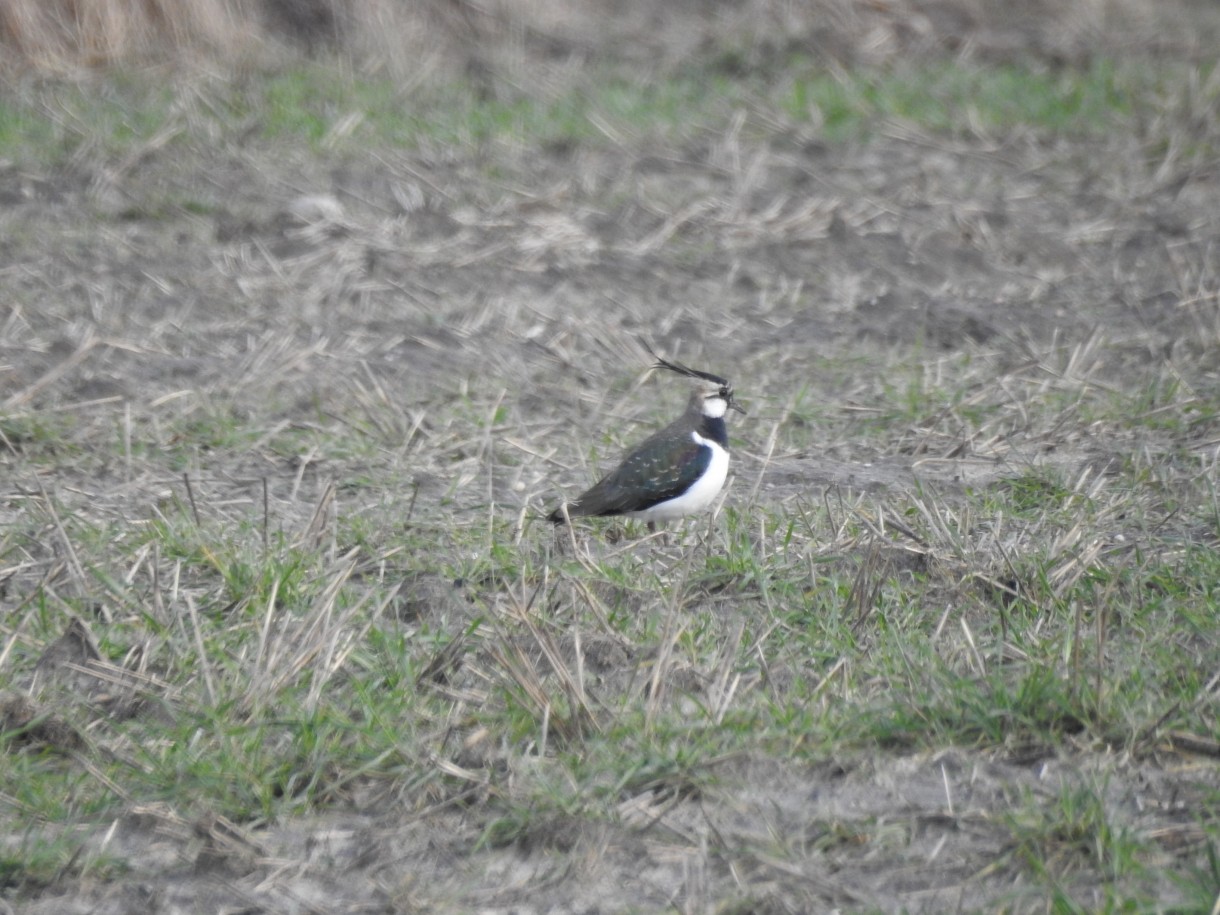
[628,432,729,522]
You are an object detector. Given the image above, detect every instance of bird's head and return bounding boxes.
[648,348,745,418]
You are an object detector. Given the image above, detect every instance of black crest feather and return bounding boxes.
[642,342,730,386]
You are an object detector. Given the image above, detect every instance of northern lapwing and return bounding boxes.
[548,353,745,530]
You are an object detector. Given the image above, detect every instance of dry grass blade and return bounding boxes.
[32,479,89,600]
[428,751,499,793]
[566,574,630,644]
[415,626,470,688]
[2,332,98,409]
[61,657,172,701]
[0,561,65,671]
[1047,535,1104,599]
[644,609,687,732]
[486,640,579,744]
[1135,669,1220,750]
[483,581,600,744]
[296,480,337,551]
[71,751,133,805]
[848,541,884,633]
[708,619,744,725]
[508,597,598,729]
[1165,732,1220,758]
[246,550,384,712]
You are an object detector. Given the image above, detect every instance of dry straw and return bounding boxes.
[0,0,430,73]
[4,0,1192,77]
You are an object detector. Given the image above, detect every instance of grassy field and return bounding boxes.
[2,1,1220,912]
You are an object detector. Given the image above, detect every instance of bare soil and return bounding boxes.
[3,1,1220,912]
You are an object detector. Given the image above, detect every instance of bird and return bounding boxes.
[548,353,745,530]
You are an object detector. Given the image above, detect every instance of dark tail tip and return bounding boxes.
[547,506,568,524]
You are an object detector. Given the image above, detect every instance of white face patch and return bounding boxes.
[628,431,729,522]
[701,395,728,419]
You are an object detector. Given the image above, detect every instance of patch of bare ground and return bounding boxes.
[3,1,1220,913]
[6,747,1210,913]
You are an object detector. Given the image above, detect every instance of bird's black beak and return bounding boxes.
[730,399,746,415]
